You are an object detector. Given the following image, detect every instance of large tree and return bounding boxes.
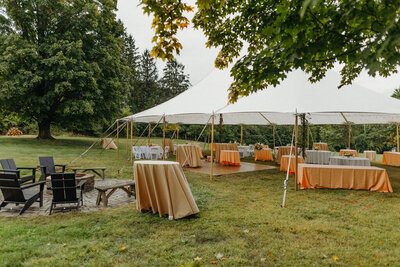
[141,0,400,102]
[159,59,191,103]
[0,0,127,139]
[129,49,160,113]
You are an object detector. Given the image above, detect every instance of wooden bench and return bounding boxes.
[95,180,135,207]
[71,167,107,180]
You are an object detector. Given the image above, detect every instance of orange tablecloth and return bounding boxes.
[312,143,329,151]
[339,149,358,157]
[364,150,377,161]
[280,155,304,174]
[276,146,293,164]
[382,152,400,166]
[215,143,238,163]
[134,161,200,219]
[255,149,273,161]
[176,144,202,167]
[163,139,174,153]
[220,150,241,166]
[298,164,393,192]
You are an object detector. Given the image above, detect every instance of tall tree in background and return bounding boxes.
[392,88,400,100]
[123,34,141,111]
[0,0,127,139]
[129,49,160,113]
[159,59,191,103]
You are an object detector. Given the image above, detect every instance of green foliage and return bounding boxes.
[142,0,400,102]
[159,59,191,103]
[0,0,127,138]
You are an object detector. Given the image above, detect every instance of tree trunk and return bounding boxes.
[37,120,54,139]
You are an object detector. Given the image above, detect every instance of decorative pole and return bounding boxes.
[240,124,243,145]
[162,115,166,160]
[130,121,133,162]
[295,114,298,191]
[116,120,119,160]
[210,113,215,181]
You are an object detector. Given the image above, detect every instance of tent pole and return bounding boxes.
[307,124,310,150]
[116,120,119,160]
[126,121,129,155]
[130,121,133,162]
[397,123,399,152]
[348,124,351,149]
[148,123,151,145]
[162,116,166,160]
[273,125,276,152]
[295,114,298,191]
[240,124,243,145]
[177,125,179,146]
[302,114,306,159]
[210,114,215,181]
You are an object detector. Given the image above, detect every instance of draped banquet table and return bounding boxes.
[312,142,329,151]
[329,156,370,166]
[255,148,273,162]
[220,150,241,166]
[339,149,358,157]
[364,150,377,162]
[134,161,199,220]
[176,144,202,167]
[382,152,400,167]
[305,150,331,165]
[275,146,293,164]
[298,164,393,192]
[280,155,305,174]
[214,143,239,163]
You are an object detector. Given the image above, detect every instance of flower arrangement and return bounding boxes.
[314,146,320,151]
[255,143,263,150]
[343,152,353,157]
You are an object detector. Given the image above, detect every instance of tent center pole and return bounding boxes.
[210,114,215,181]
[295,114,298,191]
[116,120,119,160]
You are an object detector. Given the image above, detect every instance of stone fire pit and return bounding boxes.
[46,173,95,194]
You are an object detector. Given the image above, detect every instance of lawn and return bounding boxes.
[0,136,400,266]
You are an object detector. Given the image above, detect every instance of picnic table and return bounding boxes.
[95,180,135,207]
[71,167,106,180]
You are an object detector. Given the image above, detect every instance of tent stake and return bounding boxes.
[163,116,166,160]
[397,123,399,152]
[210,114,215,181]
[117,120,119,160]
[295,114,298,191]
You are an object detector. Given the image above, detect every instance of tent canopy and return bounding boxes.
[121,68,400,125]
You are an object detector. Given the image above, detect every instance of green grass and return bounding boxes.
[1,136,400,266]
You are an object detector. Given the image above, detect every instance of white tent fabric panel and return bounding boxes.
[121,67,400,125]
[122,68,232,124]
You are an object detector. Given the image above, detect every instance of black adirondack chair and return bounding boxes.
[48,173,86,215]
[39,157,66,179]
[0,170,45,215]
[0,159,36,184]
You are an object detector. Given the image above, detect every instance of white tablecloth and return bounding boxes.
[329,156,370,166]
[305,150,331,164]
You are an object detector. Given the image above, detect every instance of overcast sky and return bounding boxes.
[116,0,399,95]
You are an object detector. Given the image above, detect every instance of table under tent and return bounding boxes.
[117,68,400,204]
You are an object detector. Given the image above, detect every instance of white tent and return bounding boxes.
[121,68,400,125]
[122,68,232,124]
